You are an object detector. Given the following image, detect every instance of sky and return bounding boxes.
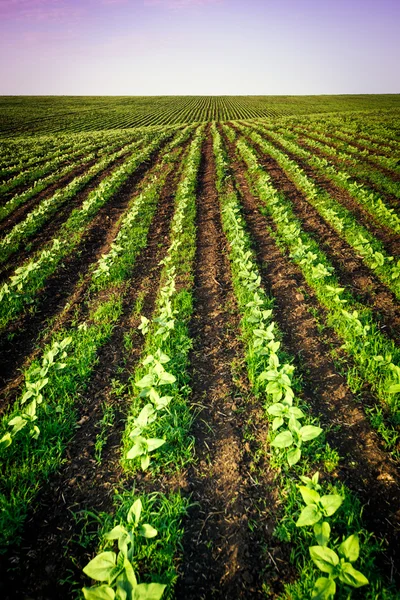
[0,0,399,95]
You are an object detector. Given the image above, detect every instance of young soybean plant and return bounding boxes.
[82,498,165,600]
[296,473,369,599]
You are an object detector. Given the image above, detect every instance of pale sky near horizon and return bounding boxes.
[0,0,399,95]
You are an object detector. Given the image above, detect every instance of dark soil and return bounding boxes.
[222,126,400,576]
[175,131,294,599]
[0,142,183,600]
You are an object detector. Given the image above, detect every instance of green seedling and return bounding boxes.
[82,498,165,600]
[310,535,369,599]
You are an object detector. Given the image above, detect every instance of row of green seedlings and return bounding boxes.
[0,129,145,224]
[292,122,400,178]
[275,123,400,225]
[0,129,114,175]
[212,124,395,599]
[296,122,400,172]
[0,136,150,264]
[0,127,177,331]
[275,113,399,158]
[223,125,400,454]
[0,130,128,198]
[80,125,205,600]
[302,119,400,158]
[0,126,195,553]
[0,129,111,180]
[239,123,400,297]
[292,125,400,204]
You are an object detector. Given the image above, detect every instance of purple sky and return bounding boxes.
[1,0,399,94]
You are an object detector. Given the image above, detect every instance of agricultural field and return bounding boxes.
[0,95,400,600]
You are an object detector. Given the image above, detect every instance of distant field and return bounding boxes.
[0,99,400,599]
[1,94,400,135]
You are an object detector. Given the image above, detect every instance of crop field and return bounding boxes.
[0,95,400,600]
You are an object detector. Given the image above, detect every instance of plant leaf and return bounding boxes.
[296,504,322,527]
[272,417,284,431]
[127,499,142,525]
[133,583,167,600]
[138,523,158,538]
[82,585,115,600]
[309,546,339,574]
[339,563,369,588]
[298,486,320,506]
[338,534,359,562]
[314,521,331,546]
[83,552,117,583]
[299,425,322,442]
[146,438,166,452]
[320,494,343,517]
[271,430,293,448]
[287,446,301,466]
[311,577,336,600]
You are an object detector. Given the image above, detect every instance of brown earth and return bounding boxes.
[175,131,294,599]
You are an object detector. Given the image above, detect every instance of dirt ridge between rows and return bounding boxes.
[222,126,400,578]
[0,143,185,600]
[176,132,291,598]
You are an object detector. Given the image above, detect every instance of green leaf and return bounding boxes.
[338,534,359,563]
[311,577,336,600]
[8,415,28,433]
[83,552,117,583]
[320,494,343,517]
[309,546,339,574]
[388,384,400,394]
[298,486,320,506]
[289,406,305,419]
[146,438,166,452]
[314,521,331,546]
[296,504,322,527]
[136,374,154,389]
[272,417,284,431]
[141,454,150,470]
[82,585,115,600]
[126,439,146,460]
[287,446,301,466]
[105,525,127,542]
[133,583,167,600]
[339,563,369,588]
[271,430,293,448]
[267,403,285,417]
[138,523,158,538]
[299,425,322,442]
[0,432,12,448]
[127,499,142,525]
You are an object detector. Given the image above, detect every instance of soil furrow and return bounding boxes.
[0,152,181,600]
[241,129,400,342]
[222,128,400,575]
[0,137,172,405]
[0,148,137,284]
[176,132,283,599]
